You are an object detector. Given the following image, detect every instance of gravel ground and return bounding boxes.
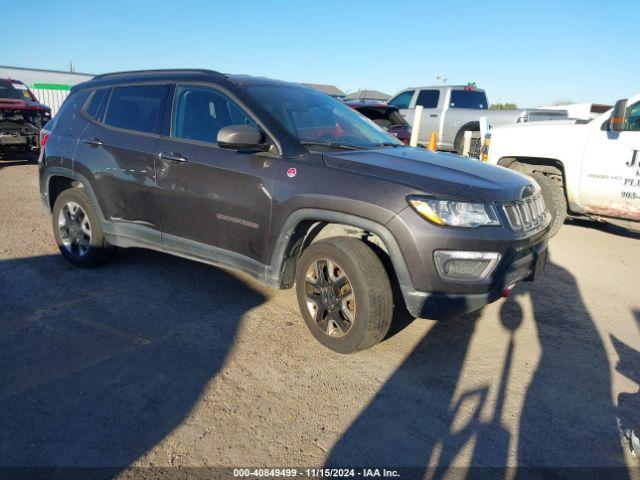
[1,160,639,479]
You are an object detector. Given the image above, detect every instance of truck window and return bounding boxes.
[449,90,488,110]
[625,102,640,132]
[388,90,414,109]
[416,90,440,109]
[104,85,166,134]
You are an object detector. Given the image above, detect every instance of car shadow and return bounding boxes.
[0,151,39,168]
[325,261,632,479]
[565,218,640,240]
[612,309,640,456]
[0,249,265,473]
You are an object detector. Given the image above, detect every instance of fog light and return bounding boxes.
[434,251,501,280]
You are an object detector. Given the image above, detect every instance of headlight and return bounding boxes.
[408,196,500,227]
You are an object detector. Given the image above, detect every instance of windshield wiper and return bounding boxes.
[300,141,364,150]
[373,141,405,148]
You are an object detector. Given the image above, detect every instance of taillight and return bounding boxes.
[40,131,50,149]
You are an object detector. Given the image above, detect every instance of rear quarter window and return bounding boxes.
[85,88,110,121]
[53,90,91,137]
[104,85,167,134]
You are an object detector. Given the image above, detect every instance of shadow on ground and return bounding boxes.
[566,218,640,240]
[0,152,39,168]
[0,249,265,471]
[326,261,634,479]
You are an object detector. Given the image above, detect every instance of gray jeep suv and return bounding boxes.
[39,69,550,353]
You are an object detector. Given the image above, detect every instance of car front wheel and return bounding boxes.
[295,237,393,353]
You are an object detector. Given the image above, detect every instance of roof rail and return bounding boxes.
[92,68,224,80]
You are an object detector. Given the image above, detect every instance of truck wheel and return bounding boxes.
[52,188,114,267]
[532,173,566,237]
[454,122,480,156]
[295,237,393,353]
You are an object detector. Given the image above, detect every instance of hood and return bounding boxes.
[0,98,50,112]
[322,147,533,202]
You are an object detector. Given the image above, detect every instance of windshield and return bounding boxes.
[0,82,35,101]
[245,85,402,148]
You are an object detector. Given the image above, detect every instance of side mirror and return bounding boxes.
[217,125,268,151]
[610,99,628,132]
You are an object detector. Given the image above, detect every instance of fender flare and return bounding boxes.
[43,167,106,222]
[268,208,413,291]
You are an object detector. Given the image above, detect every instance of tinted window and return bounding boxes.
[388,90,414,109]
[357,107,408,129]
[449,90,488,110]
[104,85,166,133]
[416,90,440,108]
[86,88,109,120]
[625,101,640,132]
[0,81,35,101]
[172,85,256,144]
[54,90,91,137]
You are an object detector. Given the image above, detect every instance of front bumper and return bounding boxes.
[403,238,547,318]
[388,205,550,319]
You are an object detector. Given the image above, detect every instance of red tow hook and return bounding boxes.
[501,284,517,298]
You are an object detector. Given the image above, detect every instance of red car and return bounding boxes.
[346,101,411,144]
[0,78,51,154]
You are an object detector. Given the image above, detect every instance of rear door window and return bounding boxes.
[388,90,415,109]
[172,85,257,144]
[415,90,440,109]
[104,85,166,133]
[449,90,488,110]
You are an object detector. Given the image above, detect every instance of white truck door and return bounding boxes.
[580,99,640,221]
[413,89,442,144]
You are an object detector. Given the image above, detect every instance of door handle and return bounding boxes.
[429,114,439,118]
[158,151,188,163]
[82,137,104,147]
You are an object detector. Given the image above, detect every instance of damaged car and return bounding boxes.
[0,78,51,155]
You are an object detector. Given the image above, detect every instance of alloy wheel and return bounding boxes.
[304,258,356,337]
[58,201,92,257]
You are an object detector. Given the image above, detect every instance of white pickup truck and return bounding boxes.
[388,85,567,154]
[484,93,640,236]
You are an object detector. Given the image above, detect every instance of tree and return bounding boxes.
[490,102,518,110]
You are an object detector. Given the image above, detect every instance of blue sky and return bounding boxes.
[1,0,637,106]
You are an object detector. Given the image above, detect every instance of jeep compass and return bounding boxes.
[39,69,550,353]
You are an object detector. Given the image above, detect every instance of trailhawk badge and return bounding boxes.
[287,167,297,178]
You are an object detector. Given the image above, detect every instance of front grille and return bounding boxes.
[502,194,548,231]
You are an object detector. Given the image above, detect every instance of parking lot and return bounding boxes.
[1,159,639,477]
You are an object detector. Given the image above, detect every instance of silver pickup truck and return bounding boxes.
[388,85,567,154]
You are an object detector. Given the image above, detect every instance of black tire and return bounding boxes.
[295,237,393,353]
[532,172,567,237]
[52,188,114,267]
[454,121,480,155]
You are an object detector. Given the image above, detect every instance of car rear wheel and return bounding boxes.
[52,188,114,267]
[532,172,567,237]
[295,237,393,353]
